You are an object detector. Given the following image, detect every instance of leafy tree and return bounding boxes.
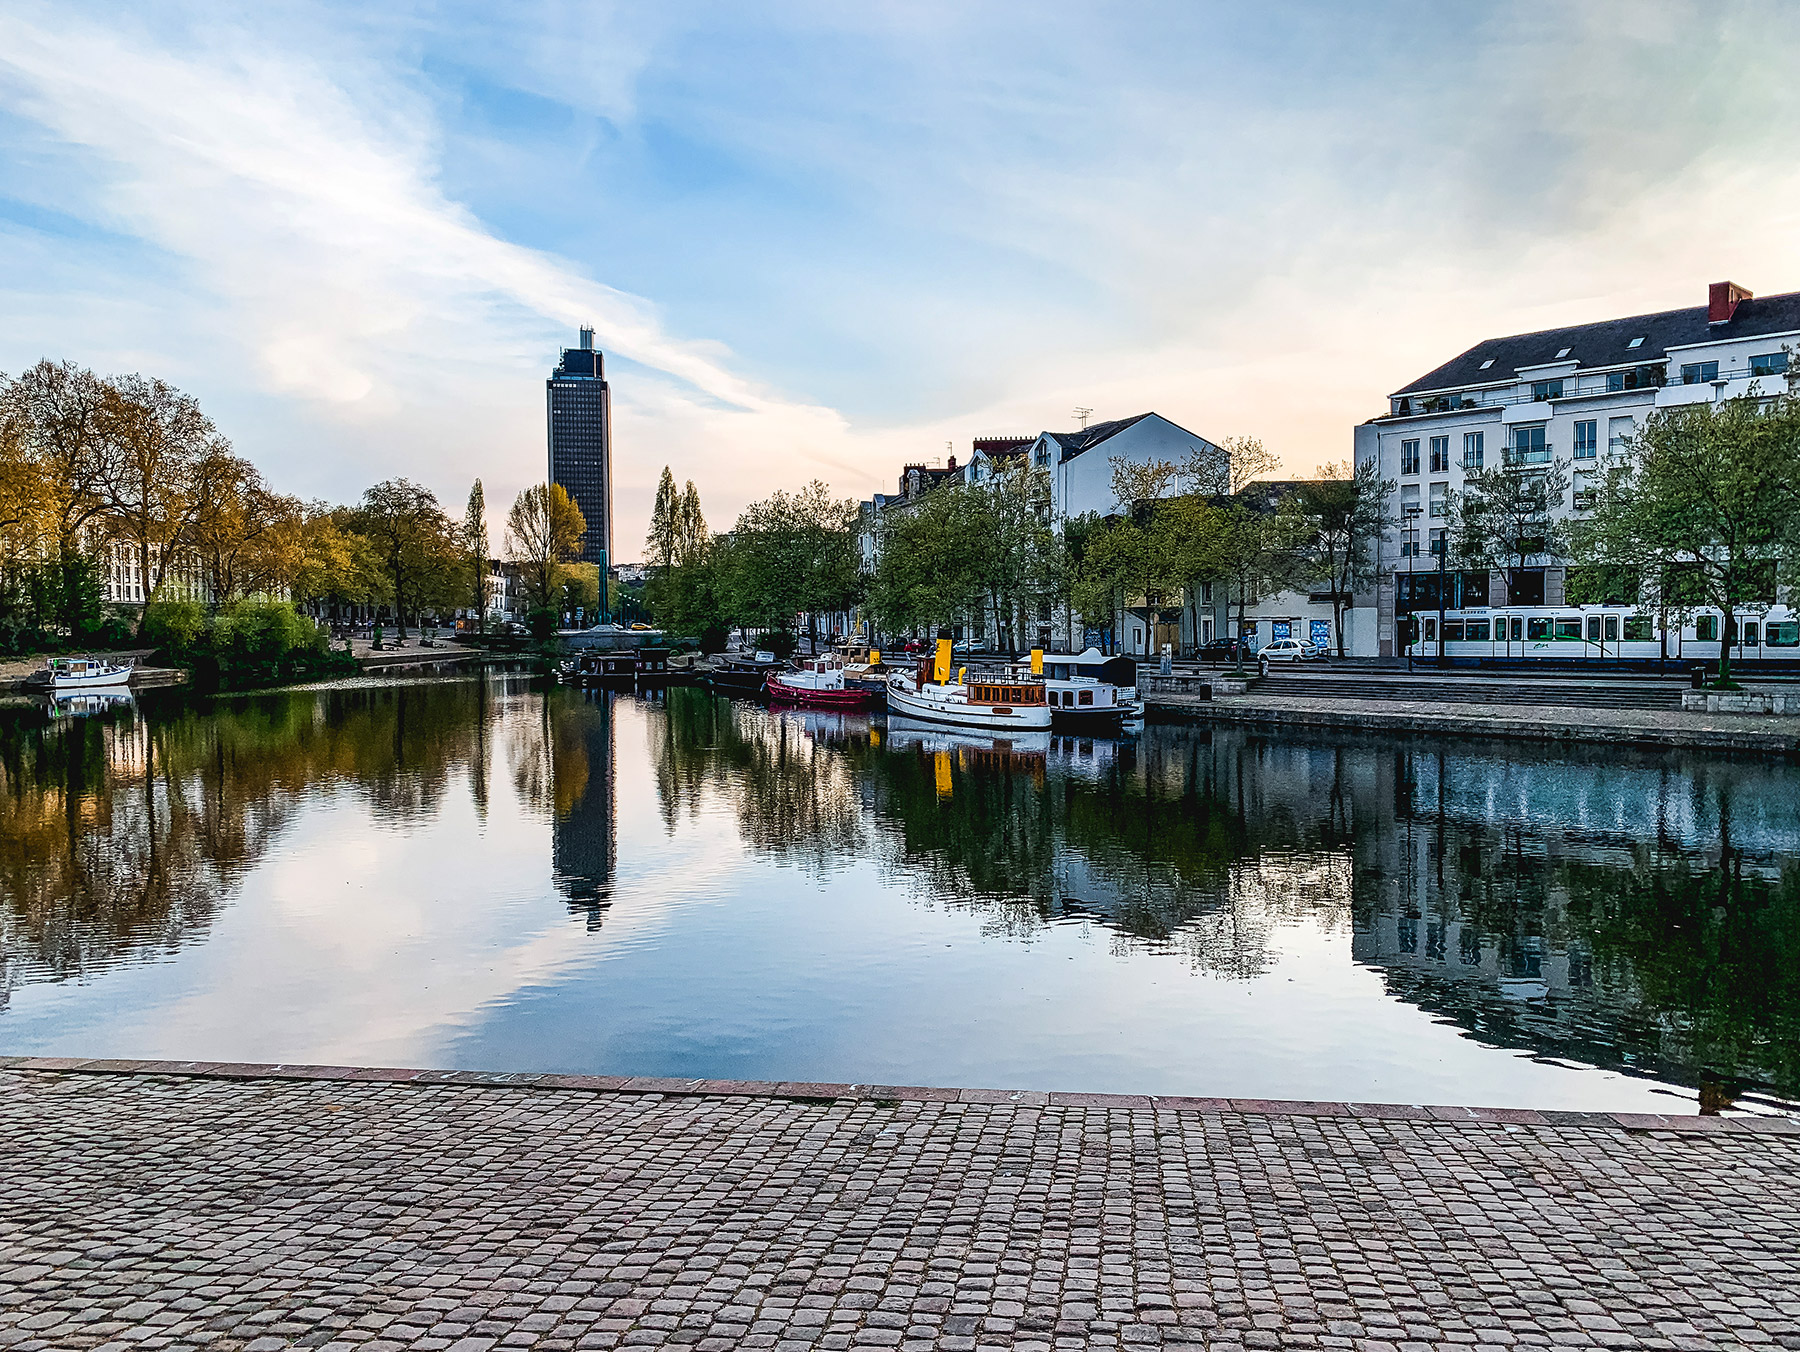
[291,505,386,622]
[724,480,858,652]
[96,374,218,634]
[1216,494,1311,671]
[355,478,454,640]
[191,451,304,607]
[463,479,488,633]
[506,482,587,635]
[1448,455,1572,604]
[1571,394,1800,684]
[1294,457,1393,658]
[1183,433,1278,497]
[646,466,680,572]
[866,482,989,641]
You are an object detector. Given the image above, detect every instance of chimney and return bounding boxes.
[947,455,957,471]
[1708,281,1752,325]
[579,326,595,350]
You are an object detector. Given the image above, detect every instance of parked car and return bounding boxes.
[1258,638,1326,664]
[1194,638,1250,663]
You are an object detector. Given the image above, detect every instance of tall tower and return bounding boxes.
[547,326,614,588]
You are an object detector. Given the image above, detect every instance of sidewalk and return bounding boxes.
[2,1060,1796,1351]
[1149,691,1800,756]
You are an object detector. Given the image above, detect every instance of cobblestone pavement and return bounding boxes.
[3,1068,1798,1352]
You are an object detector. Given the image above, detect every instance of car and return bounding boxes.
[1257,638,1326,664]
[1194,638,1251,663]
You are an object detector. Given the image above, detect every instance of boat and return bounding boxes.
[884,640,1052,733]
[882,714,1050,758]
[560,652,637,685]
[834,639,891,707]
[766,655,876,711]
[1011,647,1143,723]
[47,656,134,691]
[633,646,677,683]
[704,650,784,695]
[49,690,135,719]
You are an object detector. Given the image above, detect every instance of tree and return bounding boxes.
[1448,455,1572,605]
[189,450,304,607]
[506,482,587,634]
[0,360,111,633]
[646,467,680,573]
[463,480,489,633]
[96,374,217,634]
[981,462,1061,653]
[677,480,708,565]
[725,480,858,652]
[291,504,386,621]
[1184,433,1279,497]
[356,478,454,640]
[1216,493,1311,672]
[1108,453,1178,508]
[1571,394,1800,685]
[1294,457,1393,658]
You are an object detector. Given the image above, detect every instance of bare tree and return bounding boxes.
[1183,434,1279,498]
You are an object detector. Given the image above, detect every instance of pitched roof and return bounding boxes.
[1043,413,1155,461]
[1394,290,1800,396]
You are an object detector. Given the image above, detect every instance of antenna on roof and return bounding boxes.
[1073,407,1092,429]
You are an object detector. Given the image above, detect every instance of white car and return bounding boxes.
[1257,638,1326,663]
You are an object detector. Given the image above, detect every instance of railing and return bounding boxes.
[1504,444,1552,466]
[1386,358,1795,420]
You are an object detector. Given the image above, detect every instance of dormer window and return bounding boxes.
[1479,359,1494,370]
[1627,337,1644,349]
[1555,347,1571,359]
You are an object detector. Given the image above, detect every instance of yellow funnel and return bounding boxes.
[869,648,880,667]
[934,638,953,684]
[1030,647,1043,675]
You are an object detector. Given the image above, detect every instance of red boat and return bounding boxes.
[765,656,876,710]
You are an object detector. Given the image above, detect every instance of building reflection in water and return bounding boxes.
[548,688,616,927]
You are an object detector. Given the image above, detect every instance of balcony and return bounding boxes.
[1504,443,1553,467]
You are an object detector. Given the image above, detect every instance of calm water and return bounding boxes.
[2,673,1797,1114]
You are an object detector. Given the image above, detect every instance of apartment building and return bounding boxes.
[1354,280,1800,656]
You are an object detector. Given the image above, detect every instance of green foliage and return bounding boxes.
[155,601,355,691]
[1292,458,1392,657]
[722,480,859,649]
[141,598,206,651]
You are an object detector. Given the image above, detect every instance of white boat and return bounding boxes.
[885,666,1052,734]
[1011,648,1144,721]
[49,690,135,719]
[47,656,134,691]
[882,714,1050,757]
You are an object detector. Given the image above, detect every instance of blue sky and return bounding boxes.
[3,1,1798,557]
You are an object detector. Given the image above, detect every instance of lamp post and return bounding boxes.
[1435,530,1448,670]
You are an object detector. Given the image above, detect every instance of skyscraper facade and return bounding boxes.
[547,326,614,578]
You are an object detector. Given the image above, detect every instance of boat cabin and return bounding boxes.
[966,680,1045,707]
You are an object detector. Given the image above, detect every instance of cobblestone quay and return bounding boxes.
[3,1064,1798,1352]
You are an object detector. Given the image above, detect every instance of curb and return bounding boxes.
[2,1056,1793,1135]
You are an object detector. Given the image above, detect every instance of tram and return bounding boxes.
[1399,604,1800,669]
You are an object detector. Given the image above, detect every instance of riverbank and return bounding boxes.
[1150,690,1800,755]
[2,1060,1794,1351]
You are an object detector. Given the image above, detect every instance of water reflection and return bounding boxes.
[0,678,1796,1108]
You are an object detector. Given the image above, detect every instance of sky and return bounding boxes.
[2,1,1799,562]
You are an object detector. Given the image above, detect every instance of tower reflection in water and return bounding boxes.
[548,688,616,928]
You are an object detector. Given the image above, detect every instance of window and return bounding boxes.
[1465,620,1490,641]
[1400,482,1420,518]
[1608,416,1633,453]
[1587,616,1602,642]
[1401,439,1421,475]
[1555,347,1571,359]
[1743,623,1759,646]
[1555,618,1582,640]
[1509,617,1523,641]
[1462,431,1484,470]
[1768,621,1800,648]
[1078,689,1093,706]
[1622,615,1652,642]
[1573,471,1596,511]
[1428,436,1449,472]
[1509,425,1549,465]
[1573,420,1597,458]
[1695,615,1718,641]
[1605,616,1618,642]
[1681,361,1719,385]
[1627,336,1645,349]
[1531,379,1563,401]
[1444,622,1465,641]
[1423,618,1436,641]
[1527,618,1552,640]
[1428,483,1448,518]
[1751,353,1790,377]
[1034,445,1050,467]
[1428,527,1447,555]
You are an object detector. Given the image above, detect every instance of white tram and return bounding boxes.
[1400,604,1800,668]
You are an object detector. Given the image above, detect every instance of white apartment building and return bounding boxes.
[1353,279,1800,656]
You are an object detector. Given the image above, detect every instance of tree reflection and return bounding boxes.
[0,679,491,1006]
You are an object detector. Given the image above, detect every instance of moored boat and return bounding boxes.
[560,652,637,685]
[1011,648,1143,723]
[47,656,134,691]
[766,655,876,710]
[704,650,784,695]
[884,640,1052,732]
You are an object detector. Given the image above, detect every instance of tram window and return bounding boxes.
[1743,623,1759,646]
[1464,620,1490,641]
[1696,615,1718,641]
[1443,622,1464,641]
[1586,616,1602,642]
[1623,616,1653,641]
[1510,618,1523,641]
[1556,618,1581,640]
[1769,622,1800,648]
[1605,616,1619,642]
[1527,618,1552,640]
[1423,618,1436,640]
